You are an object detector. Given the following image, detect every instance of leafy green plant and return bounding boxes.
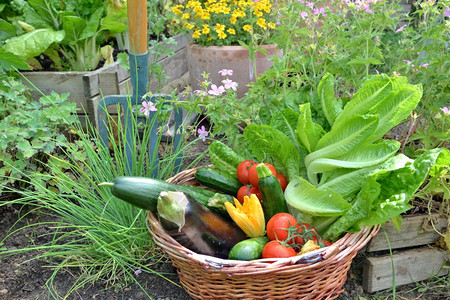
[0,0,127,71]
[240,73,450,240]
[0,72,206,297]
[0,74,76,194]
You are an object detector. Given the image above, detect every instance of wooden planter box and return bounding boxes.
[362,213,449,293]
[21,34,190,128]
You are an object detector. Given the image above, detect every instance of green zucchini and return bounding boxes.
[256,164,289,222]
[208,140,244,177]
[99,176,233,215]
[194,167,242,195]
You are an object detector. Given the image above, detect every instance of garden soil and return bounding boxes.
[1,134,448,300]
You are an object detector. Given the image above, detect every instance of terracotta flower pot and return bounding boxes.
[187,43,282,98]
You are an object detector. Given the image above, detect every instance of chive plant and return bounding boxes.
[0,85,204,298]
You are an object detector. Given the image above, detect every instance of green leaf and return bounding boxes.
[80,7,103,40]
[244,124,301,181]
[318,73,342,127]
[0,48,31,71]
[356,148,448,228]
[305,114,379,177]
[2,29,65,59]
[367,84,423,142]
[0,19,16,42]
[285,177,352,217]
[307,140,400,182]
[333,74,392,127]
[297,103,325,153]
[101,2,128,34]
[62,16,86,43]
[322,179,381,241]
[318,166,379,201]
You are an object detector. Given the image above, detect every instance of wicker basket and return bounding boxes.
[147,167,380,299]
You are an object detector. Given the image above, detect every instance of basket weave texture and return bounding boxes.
[147,167,380,300]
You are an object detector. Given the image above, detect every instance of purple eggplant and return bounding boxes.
[157,191,246,258]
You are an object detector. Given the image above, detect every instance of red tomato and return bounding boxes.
[275,173,288,191]
[236,185,262,203]
[248,163,276,187]
[236,160,256,185]
[266,213,299,242]
[262,240,297,259]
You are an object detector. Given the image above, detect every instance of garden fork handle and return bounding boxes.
[127,0,148,54]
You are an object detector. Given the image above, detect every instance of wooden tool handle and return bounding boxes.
[127,0,148,54]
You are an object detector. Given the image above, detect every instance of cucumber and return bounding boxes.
[256,164,289,222]
[194,167,242,195]
[208,140,244,177]
[228,236,269,260]
[99,176,233,214]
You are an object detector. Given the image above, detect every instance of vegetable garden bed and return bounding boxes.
[21,34,189,129]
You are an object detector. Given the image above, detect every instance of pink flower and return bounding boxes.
[300,11,309,20]
[208,84,225,95]
[364,5,373,14]
[218,69,233,76]
[222,79,238,91]
[198,125,209,141]
[135,269,142,276]
[375,69,379,75]
[403,60,412,65]
[339,22,348,28]
[420,63,429,68]
[445,7,450,17]
[193,90,207,96]
[139,100,157,116]
[313,7,326,16]
[395,24,407,33]
[440,107,450,115]
[305,1,314,9]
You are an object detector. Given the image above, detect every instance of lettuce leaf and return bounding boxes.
[322,179,381,241]
[285,177,352,217]
[297,103,325,153]
[307,140,400,182]
[244,124,302,181]
[356,148,448,229]
[318,73,342,127]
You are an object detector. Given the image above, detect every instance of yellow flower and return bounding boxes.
[243,24,252,32]
[268,22,275,29]
[227,28,236,35]
[182,13,190,20]
[256,17,267,29]
[202,24,210,34]
[192,30,201,39]
[214,23,225,32]
[172,6,182,15]
[225,194,265,238]
[218,30,227,39]
[229,16,237,24]
[183,22,195,30]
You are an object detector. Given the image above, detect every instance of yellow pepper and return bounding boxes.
[299,240,320,255]
[225,194,265,238]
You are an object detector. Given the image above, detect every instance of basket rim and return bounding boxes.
[146,167,381,271]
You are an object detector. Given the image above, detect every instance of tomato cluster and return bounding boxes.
[236,160,287,203]
[261,213,332,259]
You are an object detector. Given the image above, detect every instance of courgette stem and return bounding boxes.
[98,182,113,187]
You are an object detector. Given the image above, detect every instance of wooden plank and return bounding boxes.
[149,48,188,92]
[362,247,449,293]
[23,71,89,111]
[367,213,447,252]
